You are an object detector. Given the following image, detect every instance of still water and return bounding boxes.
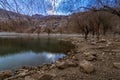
[0,37,74,71]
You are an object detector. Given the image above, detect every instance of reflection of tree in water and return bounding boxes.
[46,37,50,45]
[0,37,74,56]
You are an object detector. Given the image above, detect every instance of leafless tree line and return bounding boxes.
[66,0,120,39]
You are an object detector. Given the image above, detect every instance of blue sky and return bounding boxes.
[0,0,115,15]
[0,0,89,15]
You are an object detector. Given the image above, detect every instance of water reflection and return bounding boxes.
[0,37,74,70]
[0,51,65,70]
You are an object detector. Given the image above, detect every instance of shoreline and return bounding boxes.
[0,35,120,80]
[0,32,81,38]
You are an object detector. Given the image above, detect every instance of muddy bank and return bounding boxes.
[0,36,120,80]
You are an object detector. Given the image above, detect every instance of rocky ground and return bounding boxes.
[0,36,120,80]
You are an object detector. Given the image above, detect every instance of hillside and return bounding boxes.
[0,8,24,21]
[0,9,68,33]
[0,8,120,38]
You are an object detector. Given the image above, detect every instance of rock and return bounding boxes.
[113,62,120,69]
[38,74,55,80]
[67,52,71,55]
[18,72,27,76]
[97,46,105,49]
[111,50,120,53]
[91,42,97,45]
[56,59,78,69]
[25,76,35,80]
[84,52,97,61]
[84,52,97,56]
[0,70,12,79]
[15,69,28,74]
[50,64,56,69]
[56,61,68,69]
[114,39,119,42]
[107,41,112,45]
[98,39,106,43]
[17,69,28,77]
[72,56,79,61]
[85,55,96,61]
[66,60,78,67]
[79,60,95,73]
[106,41,112,47]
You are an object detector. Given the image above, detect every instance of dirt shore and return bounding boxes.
[0,35,120,80]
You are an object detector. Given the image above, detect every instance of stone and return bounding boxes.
[25,76,35,80]
[72,56,79,61]
[98,39,106,43]
[56,61,68,69]
[111,50,120,53]
[15,69,28,74]
[18,72,26,76]
[107,41,112,45]
[17,70,28,77]
[66,60,78,67]
[38,74,55,80]
[84,52,92,56]
[98,46,105,49]
[106,41,112,47]
[79,60,95,73]
[50,64,56,69]
[91,42,97,45]
[113,62,120,69]
[84,52,97,61]
[85,55,96,61]
[0,70,12,79]
[56,59,78,69]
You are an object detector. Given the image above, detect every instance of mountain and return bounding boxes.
[32,14,44,19]
[0,8,31,21]
[0,8,19,20]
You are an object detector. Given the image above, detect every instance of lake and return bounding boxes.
[0,37,74,71]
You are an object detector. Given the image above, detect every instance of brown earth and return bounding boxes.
[0,35,120,80]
